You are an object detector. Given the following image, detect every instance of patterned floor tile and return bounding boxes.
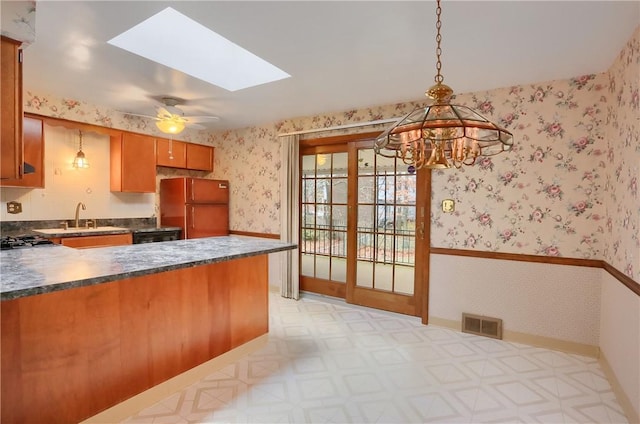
[122,292,628,424]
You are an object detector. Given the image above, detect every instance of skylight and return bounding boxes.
[107,7,290,91]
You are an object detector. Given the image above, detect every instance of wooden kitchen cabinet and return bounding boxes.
[1,36,23,180]
[110,132,156,193]
[156,137,187,168]
[50,233,132,248]
[186,143,214,171]
[1,116,44,188]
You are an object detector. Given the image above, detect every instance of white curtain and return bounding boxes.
[279,134,300,299]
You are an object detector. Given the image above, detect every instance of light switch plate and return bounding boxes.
[442,199,455,213]
[7,201,22,214]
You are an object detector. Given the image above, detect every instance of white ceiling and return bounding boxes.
[21,1,640,131]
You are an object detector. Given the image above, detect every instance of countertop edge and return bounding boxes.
[1,243,296,301]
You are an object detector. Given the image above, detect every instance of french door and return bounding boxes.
[300,134,429,317]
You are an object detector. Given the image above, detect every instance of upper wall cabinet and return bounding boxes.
[186,143,214,172]
[156,138,187,168]
[1,36,23,180]
[111,132,156,193]
[0,116,44,188]
[156,138,214,172]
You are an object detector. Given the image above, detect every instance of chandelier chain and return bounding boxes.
[434,0,443,84]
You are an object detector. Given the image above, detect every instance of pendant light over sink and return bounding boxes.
[374,0,513,171]
[72,130,89,169]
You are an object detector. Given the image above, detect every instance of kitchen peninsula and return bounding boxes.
[1,236,295,423]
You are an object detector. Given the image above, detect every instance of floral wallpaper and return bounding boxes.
[20,26,639,283]
[603,26,640,282]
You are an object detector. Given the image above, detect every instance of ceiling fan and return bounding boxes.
[124,97,220,135]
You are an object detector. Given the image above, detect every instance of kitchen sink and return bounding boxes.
[33,226,130,235]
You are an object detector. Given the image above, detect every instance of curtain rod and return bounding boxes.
[277,117,399,137]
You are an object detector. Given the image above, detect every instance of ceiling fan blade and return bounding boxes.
[157,107,173,119]
[163,105,184,116]
[122,112,159,121]
[188,123,206,130]
[184,116,220,123]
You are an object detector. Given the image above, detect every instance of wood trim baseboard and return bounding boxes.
[430,247,639,296]
[428,316,600,358]
[229,230,280,239]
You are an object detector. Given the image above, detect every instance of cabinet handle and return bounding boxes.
[191,207,195,228]
[219,183,228,189]
[190,179,195,202]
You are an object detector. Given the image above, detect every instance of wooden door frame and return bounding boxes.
[299,132,431,324]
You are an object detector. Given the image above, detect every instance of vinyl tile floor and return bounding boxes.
[123,292,628,424]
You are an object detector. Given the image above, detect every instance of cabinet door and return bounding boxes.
[1,116,44,188]
[111,132,156,193]
[156,138,187,168]
[186,144,214,171]
[56,234,133,248]
[1,37,23,180]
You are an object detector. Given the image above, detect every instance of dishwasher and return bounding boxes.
[132,229,181,244]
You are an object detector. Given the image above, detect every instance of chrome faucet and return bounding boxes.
[74,202,86,228]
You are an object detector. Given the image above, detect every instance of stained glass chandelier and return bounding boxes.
[374,0,513,170]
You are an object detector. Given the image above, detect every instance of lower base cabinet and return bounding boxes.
[0,254,268,423]
[50,233,132,248]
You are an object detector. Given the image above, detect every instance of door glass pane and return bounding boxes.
[332,205,347,229]
[331,256,347,283]
[356,260,373,287]
[358,176,375,203]
[317,154,331,174]
[376,154,396,174]
[358,150,376,175]
[316,256,330,280]
[302,155,316,173]
[316,179,330,203]
[303,179,316,203]
[395,235,415,265]
[301,253,314,277]
[357,205,373,229]
[332,178,347,204]
[302,204,316,227]
[376,205,395,233]
[396,175,416,204]
[396,206,415,231]
[394,264,414,295]
[374,262,393,291]
[332,152,348,177]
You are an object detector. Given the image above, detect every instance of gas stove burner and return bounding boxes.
[0,235,55,250]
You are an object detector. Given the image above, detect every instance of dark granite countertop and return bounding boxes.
[1,236,295,301]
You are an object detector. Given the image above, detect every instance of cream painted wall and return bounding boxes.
[599,273,640,419]
[0,124,155,222]
[429,254,602,347]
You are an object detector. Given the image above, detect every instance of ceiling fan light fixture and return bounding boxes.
[374,0,513,170]
[156,118,185,135]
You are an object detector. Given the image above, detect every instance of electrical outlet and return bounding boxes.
[7,201,23,214]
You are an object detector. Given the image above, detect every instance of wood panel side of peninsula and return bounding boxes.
[1,254,268,424]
